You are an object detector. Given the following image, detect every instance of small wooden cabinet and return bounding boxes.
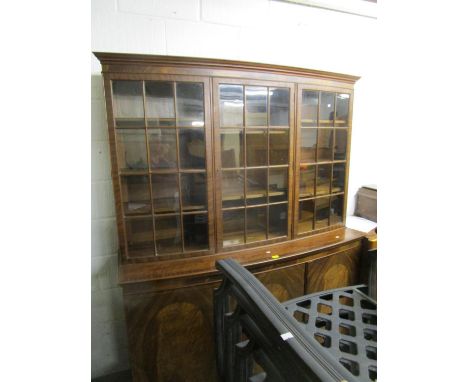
[95,52,365,381]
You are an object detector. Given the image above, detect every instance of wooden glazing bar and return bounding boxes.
[173,81,185,252]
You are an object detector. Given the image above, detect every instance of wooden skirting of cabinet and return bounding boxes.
[122,228,365,382]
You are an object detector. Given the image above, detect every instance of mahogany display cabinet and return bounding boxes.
[94,52,367,382]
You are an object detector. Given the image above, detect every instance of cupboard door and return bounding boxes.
[294,85,352,237]
[109,77,214,259]
[255,263,305,302]
[306,245,361,294]
[124,283,219,382]
[214,79,295,251]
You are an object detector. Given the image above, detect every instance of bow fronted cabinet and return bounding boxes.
[94,52,367,382]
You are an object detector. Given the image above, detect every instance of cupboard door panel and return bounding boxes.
[124,283,219,382]
[306,246,361,294]
[255,263,305,302]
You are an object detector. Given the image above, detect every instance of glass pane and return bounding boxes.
[319,92,335,127]
[317,164,331,196]
[145,81,175,127]
[269,168,288,203]
[223,209,245,247]
[245,86,267,126]
[330,195,344,225]
[222,170,244,208]
[269,88,289,126]
[336,93,350,127]
[155,215,182,254]
[299,165,315,198]
[269,203,288,238]
[315,197,330,229]
[125,217,154,257]
[149,129,177,169]
[298,200,314,234]
[317,129,333,162]
[334,129,348,160]
[179,128,206,169]
[112,81,144,128]
[300,128,317,163]
[116,129,148,171]
[176,82,204,127]
[121,175,151,215]
[151,174,179,214]
[183,214,208,251]
[221,130,244,168]
[246,130,267,166]
[219,84,244,127]
[269,129,289,165]
[246,168,267,206]
[246,206,267,243]
[301,90,318,127]
[181,173,207,212]
[332,163,346,193]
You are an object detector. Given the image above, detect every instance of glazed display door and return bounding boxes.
[213,78,295,251]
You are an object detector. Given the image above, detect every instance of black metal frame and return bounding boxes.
[214,259,367,382]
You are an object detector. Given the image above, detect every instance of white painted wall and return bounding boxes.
[91,0,377,377]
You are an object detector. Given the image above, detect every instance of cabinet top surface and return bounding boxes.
[93,51,360,84]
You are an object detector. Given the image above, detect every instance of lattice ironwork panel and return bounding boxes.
[282,285,377,381]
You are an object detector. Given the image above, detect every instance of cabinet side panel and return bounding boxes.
[123,283,219,382]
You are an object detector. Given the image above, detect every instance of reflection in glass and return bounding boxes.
[181,173,207,212]
[149,129,177,169]
[299,165,315,198]
[145,81,175,127]
[317,164,331,196]
[121,175,151,215]
[269,203,288,238]
[246,86,267,126]
[221,130,244,168]
[246,207,267,243]
[222,170,245,208]
[319,92,335,127]
[116,129,148,171]
[334,129,348,160]
[336,93,350,126]
[330,195,344,225]
[315,197,330,229]
[155,215,182,254]
[298,200,314,234]
[269,130,289,165]
[301,90,318,127]
[317,129,333,162]
[176,82,204,127]
[125,217,154,257]
[183,214,208,251]
[112,81,144,127]
[179,128,206,169]
[247,168,267,206]
[219,84,243,127]
[151,174,179,214]
[270,88,290,126]
[269,168,288,203]
[246,130,267,166]
[300,128,317,163]
[332,163,346,193]
[223,209,245,247]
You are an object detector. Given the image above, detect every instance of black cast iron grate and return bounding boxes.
[282,285,377,381]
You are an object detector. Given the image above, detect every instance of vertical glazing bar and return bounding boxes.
[266,87,270,239]
[142,80,157,256]
[243,86,247,244]
[174,82,185,252]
